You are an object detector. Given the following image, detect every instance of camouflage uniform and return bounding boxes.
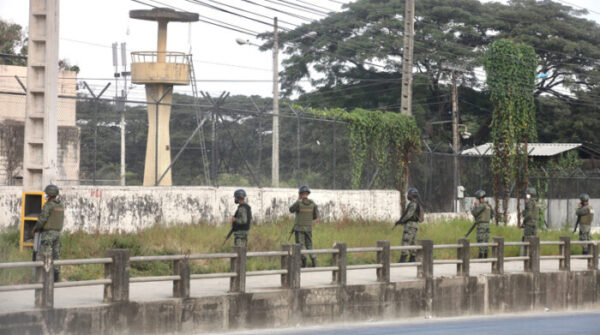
[289,198,319,267]
[397,199,420,259]
[32,197,64,281]
[471,201,494,257]
[576,204,594,254]
[522,198,540,239]
[232,203,252,247]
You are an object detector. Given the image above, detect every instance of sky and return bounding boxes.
[1,0,600,102]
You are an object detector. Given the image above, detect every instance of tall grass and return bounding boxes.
[0,219,593,285]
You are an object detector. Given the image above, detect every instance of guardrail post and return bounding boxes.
[457,238,470,277]
[417,240,433,279]
[281,244,301,289]
[525,236,540,273]
[104,249,130,303]
[588,242,598,270]
[492,237,504,275]
[332,242,347,286]
[376,240,390,283]
[35,252,53,308]
[559,236,570,271]
[173,257,190,298]
[230,245,246,293]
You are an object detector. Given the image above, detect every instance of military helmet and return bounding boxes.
[580,193,590,202]
[474,190,486,198]
[234,189,246,199]
[44,184,59,197]
[407,188,419,197]
[525,187,537,197]
[298,185,311,195]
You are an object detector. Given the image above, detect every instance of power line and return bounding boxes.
[268,0,328,16]
[204,0,299,28]
[182,0,289,31]
[239,0,315,22]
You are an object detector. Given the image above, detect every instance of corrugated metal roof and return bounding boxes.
[460,143,582,157]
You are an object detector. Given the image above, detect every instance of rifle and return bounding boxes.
[32,232,41,261]
[465,222,477,238]
[573,215,580,234]
[287,227,295,241]
[222,227,234,246]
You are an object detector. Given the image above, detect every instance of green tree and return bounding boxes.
[0,19,27,66]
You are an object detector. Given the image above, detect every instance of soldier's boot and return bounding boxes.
[311,257,317,267]
[582,249,588,255]
[398,255,407,263]
[483,250,488,259]
[301,257,307,268]
[409,255,415,263]
[54,269,60,283]
[478,251,484,259]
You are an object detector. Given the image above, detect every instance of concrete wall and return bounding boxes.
[1,270,598,334]
[0,186,400,232]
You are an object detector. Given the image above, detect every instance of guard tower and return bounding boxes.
[130,8,199,186]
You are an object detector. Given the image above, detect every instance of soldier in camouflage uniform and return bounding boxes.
[395,188,422,263]
[289,185,319,267]
[231,189,252,247]
[32,184,64,282]
[575,193,594,255]
[471,190,494,258]
[521,187,540,239]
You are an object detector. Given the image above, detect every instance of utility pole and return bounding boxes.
[120,42,129,186]
[452,71,459,212]
[272,17,280,187]
[112,43,122,186]
[400,0,415,116]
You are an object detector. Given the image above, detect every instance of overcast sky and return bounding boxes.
[1,0,599,101]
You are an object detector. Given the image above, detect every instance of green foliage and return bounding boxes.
[309,107,420,189]
[485,39,537,224]
[0,19,27,66]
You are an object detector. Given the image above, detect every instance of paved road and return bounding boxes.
[0,259,592,314]
[218,311,600,335]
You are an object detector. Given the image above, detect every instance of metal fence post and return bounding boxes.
[457,238,470,277]
[104,249,130,303]
[332,242,347,286]
[35,252,53,308]
[173,257,190,298]
[559,236,570,271]
[230,245,246,293]
[526,236,540,273]
[376,240,390,283]
[588,242,598,270]
[492,237,504,275]
[417,240,433,279]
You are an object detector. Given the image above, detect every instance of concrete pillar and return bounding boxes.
[525,236,540,274]
[23,0,59,190]
[281,244,300,289]
[417,240,433,279]
[104,249,130,303]
[230,245,246,293]
[173,258,190,298]
[588,242,598,270]
[559,236,570,271]
[492,237,504,275]
[376,240,390,283]
[332,242,347,286]
[35,252,53,308]
[157,21,167,63]
[457,238,470,277]
[144,84,173,186]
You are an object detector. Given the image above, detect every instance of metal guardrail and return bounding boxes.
[131,51,190,64]
[1,236,598,309]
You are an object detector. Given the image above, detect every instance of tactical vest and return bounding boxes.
[405,201,420,222]
[44,200,64,231]
[233,203,252,231]
[524,199,539,226]
[475,202,492,223]
[579,205,594,226]
[295,199,316,228]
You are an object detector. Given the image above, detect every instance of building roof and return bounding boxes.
[460,143,582,157]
